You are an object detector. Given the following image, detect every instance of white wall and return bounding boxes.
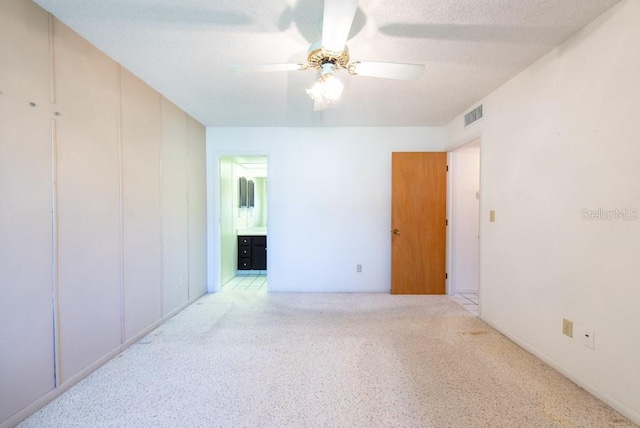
[246,176,267,229]
[449,145,480,294]
[255,177,268,227]
[445,0,640,423]
[219,158,236,284]
[207,127,444,292]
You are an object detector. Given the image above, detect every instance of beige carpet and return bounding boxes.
[20,291,634,427]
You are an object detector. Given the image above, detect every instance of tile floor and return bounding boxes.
[449,293,479,315]
[223,274,267,291]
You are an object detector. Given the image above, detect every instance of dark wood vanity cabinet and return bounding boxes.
[237,235,267,270]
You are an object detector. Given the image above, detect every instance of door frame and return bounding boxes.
[206,150,271,293]
[446,136,483,314]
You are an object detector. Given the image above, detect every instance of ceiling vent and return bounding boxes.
[464,105,483,127]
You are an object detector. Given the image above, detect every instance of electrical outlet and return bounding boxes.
[356,264,362,273]
[583,331,595,350]
[562,318,573,338]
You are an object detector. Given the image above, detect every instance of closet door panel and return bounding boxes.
[187,117,207,300]
[120,69,162,341]
[0,1,55,423]
[161,98,189,315]
[53,19,121,383]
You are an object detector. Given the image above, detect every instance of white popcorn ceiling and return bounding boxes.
[33,0,619,127]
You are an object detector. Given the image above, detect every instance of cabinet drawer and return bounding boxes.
[239,237,251,246]
[238,258,251,270]
[239,246,251,257]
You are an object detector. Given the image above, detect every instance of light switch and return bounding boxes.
[489,210,496,222]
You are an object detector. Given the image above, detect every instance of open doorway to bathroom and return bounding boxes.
[447,140,480,315]
[219,156,268,291]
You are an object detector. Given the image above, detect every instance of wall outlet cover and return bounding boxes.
[583,331,595,349]
[563,318,573,338]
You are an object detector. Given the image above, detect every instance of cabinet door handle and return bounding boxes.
[393,229,400,235]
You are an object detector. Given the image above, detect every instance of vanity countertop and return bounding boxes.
[237,227,267,236]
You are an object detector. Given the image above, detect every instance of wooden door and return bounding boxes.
[391,152,447,294]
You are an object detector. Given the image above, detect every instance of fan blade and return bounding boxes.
[322,0,358,52]
[350,61,424,80]
[230,63,305,73]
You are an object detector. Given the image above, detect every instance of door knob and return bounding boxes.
[393,229,400,235]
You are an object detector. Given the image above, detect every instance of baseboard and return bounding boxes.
[1,344,125,428]
[453,288,478,295]
[480,317,640,426]
[1,293,207,428]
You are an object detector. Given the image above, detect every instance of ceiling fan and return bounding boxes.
[230,0,425,110]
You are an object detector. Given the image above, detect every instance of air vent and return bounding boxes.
[464,105,483,127]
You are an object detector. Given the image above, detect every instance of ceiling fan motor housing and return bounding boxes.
[307,41,350,70]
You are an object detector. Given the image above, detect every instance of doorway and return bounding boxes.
[447,140,480,298]
[219,156,268,290]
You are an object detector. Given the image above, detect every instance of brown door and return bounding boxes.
[391,152,447,294]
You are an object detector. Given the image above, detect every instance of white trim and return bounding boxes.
[445,151,453,295]
[454,288,479,295]
[446,139,481,297]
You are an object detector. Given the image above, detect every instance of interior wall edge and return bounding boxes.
[185,116,191,301]
[116,64,126,347]
[158,93,165,320]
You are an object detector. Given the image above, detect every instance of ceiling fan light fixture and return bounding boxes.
[306,63,344,104]
[322,74,344,99]
[306,80,325,102]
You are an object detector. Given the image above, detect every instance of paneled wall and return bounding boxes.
[120,69,163,342]
[187,118,208,300]
[161,99,190,315]
[0,1,55,421]
[53,16,123,384]
[0,1,207,426]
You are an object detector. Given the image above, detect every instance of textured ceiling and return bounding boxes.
[33,0,619,127]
